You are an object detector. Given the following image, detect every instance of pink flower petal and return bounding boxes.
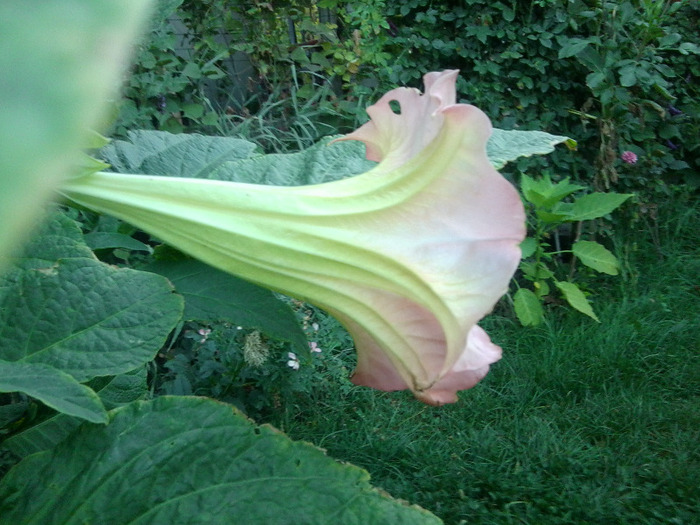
[62,70,525,405]
[334,70,525,402]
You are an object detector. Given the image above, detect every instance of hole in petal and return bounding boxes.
[388,99,401,115]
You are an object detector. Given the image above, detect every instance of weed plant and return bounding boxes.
[151,318,322,420]
[270,197,700,524]
[213,70,370,154]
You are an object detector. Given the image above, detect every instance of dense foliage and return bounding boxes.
[116,0,698,193]
[110,0,698,327]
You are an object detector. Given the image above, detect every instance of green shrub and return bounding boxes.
[115,1,699,192]
[376,0,698,194]
[111,0,223,135]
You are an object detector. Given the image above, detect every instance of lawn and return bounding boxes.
[273,197,700,524]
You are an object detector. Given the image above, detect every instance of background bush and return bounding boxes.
[115,0,699,194]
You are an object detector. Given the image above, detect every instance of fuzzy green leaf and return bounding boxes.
[0,397,442,525]
[145,259,308,351]
[3,368,147,458]
[514,288,545,326]
[83,232,152,253]
[572,240,619,275]
[100,128,570,185]
[487,129,574,170]
[555,281,599,322]
[215,137,377,184]
[0,360,107,424]
[99,130,258,178]
[3,210,94,273]
[101,130,376,185]
[89,367,149,409]
[0,211,184,381]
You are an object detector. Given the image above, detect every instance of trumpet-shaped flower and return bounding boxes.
[60,70,525,405]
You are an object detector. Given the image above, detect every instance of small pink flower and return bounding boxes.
[287,352,300,370]
[309,341,322,353]
[621,151,638,165]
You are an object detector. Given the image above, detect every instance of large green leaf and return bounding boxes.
[101,130,376,185]
[0,268,182,378]
[151,0,184,25]
[555,281,599,322]
[83,232,152,253]
[0,361,107,424]
[145,259,307,351]
[0,0,152,268]
[100,130,258,178]
[487,129,574,170]
[0,403,29,430]
[88,367,149,409]
[557,36,597,59]
[100,128,570,185]
[2,209,93,274]
[572,240,619,275]
[520,174,586,208]
[214,137,377,184]
[0,211,183,381]
[563,192,633,222]
[0,396,442,525]
[3,368,147,458]
[513,288,545,326]
[519,237,538,258]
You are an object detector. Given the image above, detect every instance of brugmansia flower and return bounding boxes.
[60,70,525,405]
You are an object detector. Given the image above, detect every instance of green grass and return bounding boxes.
[272,197,700,524]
